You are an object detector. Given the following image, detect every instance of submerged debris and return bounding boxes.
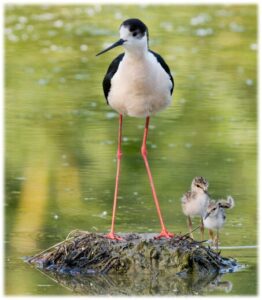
[27,230,237,280]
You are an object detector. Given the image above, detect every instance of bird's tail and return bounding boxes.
[218,196,235,209]
[226,196,235,209]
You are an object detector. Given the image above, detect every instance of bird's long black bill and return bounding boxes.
[204,212,210,220]
[96,39,125,56]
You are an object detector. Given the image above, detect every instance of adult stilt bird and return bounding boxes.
[97,18,174,240]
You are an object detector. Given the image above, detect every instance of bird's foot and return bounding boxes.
[154,229,174,239]
[105,232,124,241]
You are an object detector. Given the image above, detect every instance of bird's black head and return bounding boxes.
[96,18,149,56]
[121,18,149,41]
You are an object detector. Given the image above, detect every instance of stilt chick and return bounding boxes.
[181,176,210,239]
[203,196,235,249]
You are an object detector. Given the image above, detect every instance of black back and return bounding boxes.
[149,50,174,94]
[102,53,124,104]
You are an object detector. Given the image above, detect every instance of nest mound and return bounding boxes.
[27,230,236,279]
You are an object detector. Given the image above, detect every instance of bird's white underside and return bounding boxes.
[204,212,225,230]
[182,193,210,218]
[108,52,173,117]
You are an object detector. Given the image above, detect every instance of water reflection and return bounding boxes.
[206,275,233,294]
[5,3,257,296]
[35,269,230,296]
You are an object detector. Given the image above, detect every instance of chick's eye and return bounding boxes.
[133,32,137,37]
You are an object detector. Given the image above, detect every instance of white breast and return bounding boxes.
[204,211,225,230]
[182,193,210,218]
[108,52,172,117]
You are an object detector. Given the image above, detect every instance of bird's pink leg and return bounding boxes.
[200,217,205,240]
[141,117,174,239]
[105,114,123,241]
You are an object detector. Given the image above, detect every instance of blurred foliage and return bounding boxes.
[5,4,257,295]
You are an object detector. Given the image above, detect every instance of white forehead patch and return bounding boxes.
[119,26,131,40]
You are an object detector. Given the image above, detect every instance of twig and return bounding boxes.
[28,234,76,261]
[180,225,201,239]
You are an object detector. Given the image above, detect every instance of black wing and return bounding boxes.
[149,50,174,95]
[102,53,125,104]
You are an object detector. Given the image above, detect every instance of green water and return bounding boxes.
[5,4,257,296]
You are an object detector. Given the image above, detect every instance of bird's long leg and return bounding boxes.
[200,217,205,240]
[141,117,174,239]
[215,229,219,250]
[187,216,193,239]
[105,114,123,240]
[208,229,214,243]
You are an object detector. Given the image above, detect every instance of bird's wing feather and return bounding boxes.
[102,53,125,104]
[149,49,174,94]
[181,191,191,204]
[218,201,232,209]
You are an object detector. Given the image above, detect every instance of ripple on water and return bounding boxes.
[245,79,254,86]
[229,22,245,33]
[53,20,64,28]
[195,28,214,37]
[250,43,257,51]
[32,13,55,21]
[80,44,88,51]
[190,13,211,26]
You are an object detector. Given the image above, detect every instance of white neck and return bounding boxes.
[124,46,148,59]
